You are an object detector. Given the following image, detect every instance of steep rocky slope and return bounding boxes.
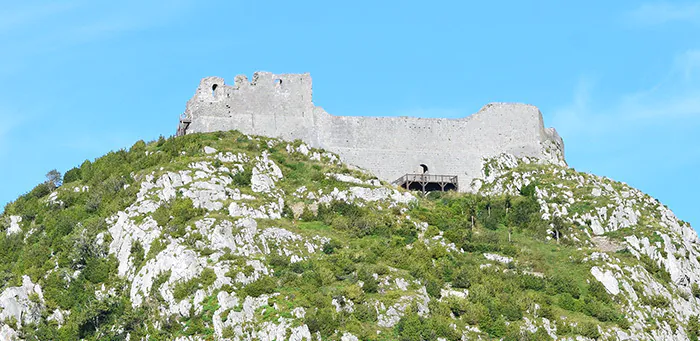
[0,131,699,340]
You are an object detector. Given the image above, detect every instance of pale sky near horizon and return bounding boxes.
[1,1,699,229]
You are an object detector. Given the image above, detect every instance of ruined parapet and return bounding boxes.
[179,71,566,191]
[182,72,317,145]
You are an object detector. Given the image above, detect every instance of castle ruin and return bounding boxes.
[178,71,566,191]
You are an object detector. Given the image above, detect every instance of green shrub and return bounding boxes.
[305,307,338,337]
[268,253,290,269]
[29,183,52,199]
[547,274,581,298]
[556,319,572,335]
[232,168,252,187]
[641,294,670,308]
[689,315,700,341]
[63,167,82,184]
[358,269,378,294]
[499,299,523,321]
[130,241,145,269]
[85,192,102,213]
[151,270,172,301]
[396,308,425,341]
[300,206,315,221]
[452,267,471,289]
[518,274,545,291]
[557,293,581,312]
[243,277,276,297]
[578,321,601,339]
[200,268,217,287]
[588,280,611,303]
[424,225,440,238]
[322,239,342,255]
[583,297,619,322]
[353,303,377,322]
[173,277,201,301]
[147,239,166,260]
[83,257,115,284]
[170,197,203,226]
[425,276,443,298]
[480,316,507,338]
[640,254,672,283]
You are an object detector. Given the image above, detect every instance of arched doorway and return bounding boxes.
[420,164,428,174]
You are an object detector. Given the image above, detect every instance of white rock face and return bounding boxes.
[378,304,402,328]
[332,296,354,313]
[318,187,414,206]
[228,199,283,220]
[0,276,45,327]
[7,216,21,235]
[440,288,468,300]
[211,293,313,340]
[130,242,206,310]
[483,253,513,264]
[0,324,18,340]
[47,192,63,206]
[251,151,283,193]
[591,267,620,295]
[108,213,161,278]
[97,146,329,325]
[326,173,381,187]
[341,332,360,341]
[377,288,430,328]
[395,278,409,291]
[288,326,312,341]
[48,308,68,326]
[291,307,306,318]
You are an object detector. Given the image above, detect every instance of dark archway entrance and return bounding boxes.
[420,164,428,174]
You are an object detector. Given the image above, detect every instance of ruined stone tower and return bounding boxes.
[178,71,566,191]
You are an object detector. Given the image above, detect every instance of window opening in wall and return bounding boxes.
[274,79,283,86]
[420,164,429,174]
[212,84,218,96]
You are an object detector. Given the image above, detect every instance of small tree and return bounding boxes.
[465,196,479,228]
[508,225,513,243]
[503,195,512,215]
[45,169,62,189]
[551,215,568,244]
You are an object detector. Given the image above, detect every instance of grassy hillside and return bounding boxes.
[0,131,698,340]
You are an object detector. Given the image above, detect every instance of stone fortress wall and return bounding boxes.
[181,71,566,191]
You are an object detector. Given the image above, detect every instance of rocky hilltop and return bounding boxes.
[1,131,699,340]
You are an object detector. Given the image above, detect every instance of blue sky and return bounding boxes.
[1,1,699,229]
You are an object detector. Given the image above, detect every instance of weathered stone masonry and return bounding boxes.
[178,71,566,191]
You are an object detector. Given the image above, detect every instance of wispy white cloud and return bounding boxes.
[549,50,700,231]
[675,49,700,80]
[552,50,700,139]
[626,2,700,26]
